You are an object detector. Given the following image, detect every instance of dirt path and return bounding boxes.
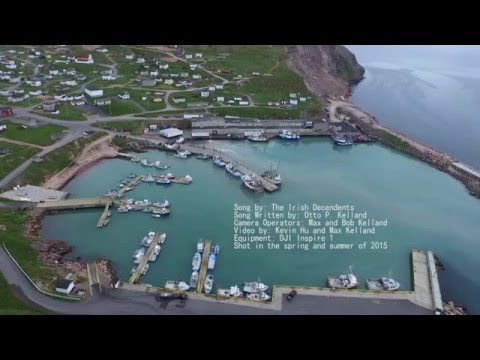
[43,135,118,190]
[0,138,45,149]
[266,60,280,74]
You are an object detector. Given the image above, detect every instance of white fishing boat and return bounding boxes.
[246,291,271,301]
[141,232,155,247]
[217,285,242,297]
[165,281,190,291]
[174,152,188,159]
[241,174,262,192]
[117,206,128,213]
[213,156,227,167]
[117,183,124,188]
[262,167,282,186]
[141,263,149,275]
[207,252,216,270]
[143,199,151,206]
[247,134,268,142]
[175,136,185,144]
[153,199,170,208]
[366,277,401,291]
[192,251,201,271]
[152,214,161,218]
[225,162,242,177]
[190,270,199,288]
[157,207,170,215]
[165,173,175,179]
[128,172,137,178]
[124,186,134,191]
[154,161,170,169]
[142,175,156,182]
[142,208,152,213]
[140,158,154,167]
[197,239,205,253]
[149,245,161,262]
[327,273,358,289]
[213,245,220,255]
[132,247,145,262]
[243,281,269,293]
[278,129,300,140]
[195,154,210,160]
[102,218,110,226]
[204,275,214,294]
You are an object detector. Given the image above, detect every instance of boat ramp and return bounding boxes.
[129,232,166,284]
[96,202,111,228]
[196,240,212,293]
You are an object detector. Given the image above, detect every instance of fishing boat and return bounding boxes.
[262,165,282,186]
[149,245,161,262]
[156,207,170,216]
[327,273,358,289]
[165,173,175,179]
[217,285,242,297]
[141,232,155,247]
[153,199,170,208]
[225,162,243,177]
[207,252,216,270]
[165,281,190,291]
[195,154,210,160]
[152,214,161,218]
[243,281,268,293]
[130,157,140,163]
[132,247,145,263]
[213,245,220,255]
[241,174,262,192]
[140,158,154,167]
[246,291,271,301]
[154,161,170,169]
[190,271,199,288]
[156,178,172,185]
[117,206,128,213]
[175,136,185,144]
[204,275,214,294]
[128,173,136,178]
[333,136,354,146]
[174,152,188,159]
[134,200,144,205]
[164,143,177,150]
[366,277,401,291]
[278,129,300,140]
[117,183,124,188]
[247,134,268,142]
[142,175,156,182]
[197,239,205,253]
[213,156,227,167]
[192,252,201,271]
[141,208,152,213]
[102,217,110,226]
[124,186,134,191]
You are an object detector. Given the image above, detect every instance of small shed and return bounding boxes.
[55,279,74,294]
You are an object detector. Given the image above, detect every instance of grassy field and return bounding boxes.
[210,106,302,119]
[102,87,166,112]
[98,98,141,116]
[0,272,44,315]
[0,121,67,146]
[0,142,41,180]
[13,132,107,186]
[0,208,56,292]
[35,103,87,121]
[0,97,42,108]
[86,76,132,88]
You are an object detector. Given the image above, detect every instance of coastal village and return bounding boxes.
[0,45,476,315]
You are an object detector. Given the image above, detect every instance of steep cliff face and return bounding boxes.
[285,45,365,98]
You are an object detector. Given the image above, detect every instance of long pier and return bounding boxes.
[37,197,112,210]
[116,175,143,197]
[96,203,111,228]
[178,144,279,192]
[129,232,166,284]
[196,240,212,293]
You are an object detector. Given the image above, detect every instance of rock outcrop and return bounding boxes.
[285,45,365,98]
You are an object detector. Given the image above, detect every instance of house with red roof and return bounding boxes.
[74,54,94,64]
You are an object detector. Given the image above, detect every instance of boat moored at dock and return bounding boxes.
[213,156,227,167]
[246,291,271,301]
[327,273,358,289]
[366,277,401,291]
[217,285,242,297]
[225,162,243,177]
[195,154,210,160]
[197,239,205,253]
[165,281,190,291]
[278,130,300,140]
[192,251,201,271]
[204,274,214,294]
[207,252,216,270]
[149,245,161,262]
[243,281,268,293]
[190,270,199,288]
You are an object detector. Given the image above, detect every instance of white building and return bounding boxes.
[118,92,130,100]
[55,279,74,294]
[101,75,117,81]
[290,99,298,105]
[158,64,169,70]
[29,90,42,96]
[160,127,183,138]
[125,54,134,60]
[164,79,174,85]
[289,93,297,98]
[215,84,224,90]
[238,101,249,106]
[74,54,94,64]
[217,96,225,102]
[195,53,203,58]
[299,97,307,102]
[136,57,146,63]
[208,86,215,91]
[172,97,186,103]
[200,91,209,97]
[85,87,104,98]
[192,74,201,79]
[26,80,42,87]
[185,54,193,59]
[49,69,59,76]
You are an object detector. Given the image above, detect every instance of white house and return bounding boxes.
[26,80,42,87]
[164,79,174,85]
[192,74,201,79]
[152,97,163,103]
[71,99,86,106]
[150,70,158,77]
[95,98,111,106]
[252,72,260,76]
[217,96,225,102]
[195,53,203,58]
[290,99,298,105]
[55,279,74,294]
[117,92,130,100]
[66,68,77,76]
[200,91,209,98]
[239,101,249,106]
[289,93,297,98]
[0,90,12,96]
[189,64,198,70]
[125,54,134,60]
[136,57,146,63]
[170,73,179,78]
[96,48,108,53]
[101,75,117,81]
[208,86,215,91]
[299,97,307,102]
[172,97,186,103]
[61,80,77,86]
[227,100,235,104]
[74,54,94,64]
[85,87,104,98]
[215,84,224,90]
[185,54,193,59]
[49,69,59,75]
[234,97,243,101]
[29,90,42,96]
[158,64,169,70]
[149,124,158,130]
[6,64,17,70]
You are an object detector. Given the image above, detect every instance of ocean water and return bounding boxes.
[41,139,480,313]
[347,45,480,169]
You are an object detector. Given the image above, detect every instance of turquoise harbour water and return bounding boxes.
[41,138,480,314]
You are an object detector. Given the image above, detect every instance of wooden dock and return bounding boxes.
[129,232,166,284]
[196,240,212,293]
[37,197,112,210]
[116,175,143,197]
[180,144,279,192]
[96,203,111,228]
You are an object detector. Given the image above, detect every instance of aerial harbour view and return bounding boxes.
[0,45,478,315]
